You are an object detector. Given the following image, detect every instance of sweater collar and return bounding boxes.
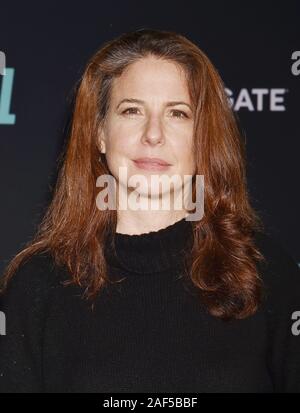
[104,217,194,275]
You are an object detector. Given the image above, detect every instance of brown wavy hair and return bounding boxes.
[0,28,266,320]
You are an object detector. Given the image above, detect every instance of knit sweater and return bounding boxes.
[0,217,300,393]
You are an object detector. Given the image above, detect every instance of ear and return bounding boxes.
[97,128,106,154]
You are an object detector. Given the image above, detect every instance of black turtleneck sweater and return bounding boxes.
[0,217,300,393]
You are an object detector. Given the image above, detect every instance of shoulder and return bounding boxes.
[0,251,67,309]
[253,230,300,311]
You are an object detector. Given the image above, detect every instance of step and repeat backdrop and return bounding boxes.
[0,1,299,272]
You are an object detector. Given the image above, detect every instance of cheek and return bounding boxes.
[172,137,195,174]
[106,122,137,153]
[103,126,135,178]
[105,126,130,158]
[181,151,196,175]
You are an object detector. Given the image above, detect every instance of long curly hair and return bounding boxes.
[0,28,266,320]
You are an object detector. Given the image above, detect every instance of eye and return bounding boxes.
[171,110,188,119]
[122,107,140,116]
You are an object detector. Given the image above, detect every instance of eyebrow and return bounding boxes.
[116,98,192,111]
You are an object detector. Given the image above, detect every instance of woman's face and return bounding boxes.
[99,55,196,203]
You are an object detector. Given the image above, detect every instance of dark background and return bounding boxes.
[0,1,299,273]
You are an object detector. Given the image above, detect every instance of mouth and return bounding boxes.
[132,158,172,171]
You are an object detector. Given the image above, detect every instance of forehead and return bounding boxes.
[110,56,190,102]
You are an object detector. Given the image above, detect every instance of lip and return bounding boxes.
[132,157,172,171]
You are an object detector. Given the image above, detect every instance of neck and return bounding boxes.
[116,210,190,235]
[115,181,191,235]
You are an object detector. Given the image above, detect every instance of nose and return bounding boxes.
[141,114,165,146]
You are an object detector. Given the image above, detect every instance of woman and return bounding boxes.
[0,28,299,393]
